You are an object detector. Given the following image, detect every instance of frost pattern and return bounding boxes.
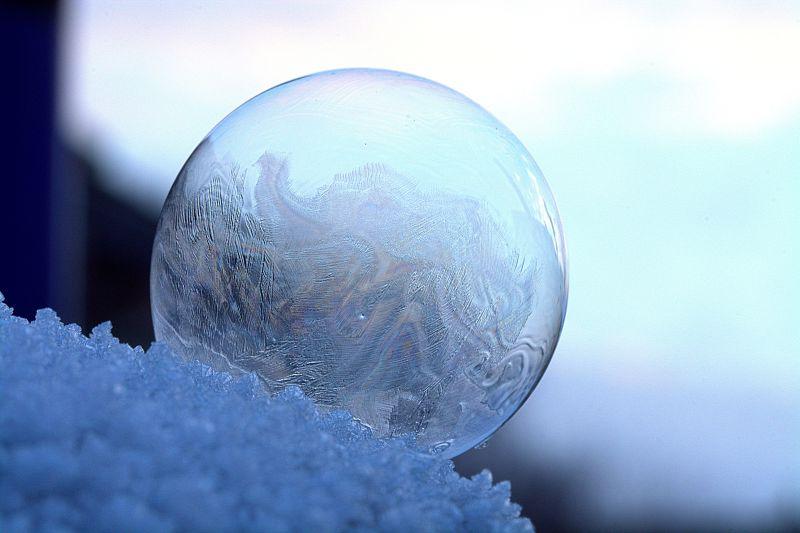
[151,149,545,454]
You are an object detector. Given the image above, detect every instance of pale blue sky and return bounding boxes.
[60,0,799,526]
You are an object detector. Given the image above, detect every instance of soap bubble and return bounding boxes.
[150,68,567,457]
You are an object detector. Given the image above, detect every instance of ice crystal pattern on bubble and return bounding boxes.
[153,153,541,442]
[150,69,567,458]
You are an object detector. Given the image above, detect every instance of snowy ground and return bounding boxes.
[0,293,532,532]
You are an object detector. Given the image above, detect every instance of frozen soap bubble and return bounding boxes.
[150,68,567,458]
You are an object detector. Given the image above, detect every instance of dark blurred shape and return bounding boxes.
[455,431,589,533]
[81,155,156,348]
[0,0,154,346]
[0,1,58,320]
[49,145,155,347]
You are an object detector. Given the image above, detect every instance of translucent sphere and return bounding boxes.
[150,69,567,457]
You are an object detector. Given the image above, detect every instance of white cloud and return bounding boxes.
[650,4,800,137]
[61,0,800,200]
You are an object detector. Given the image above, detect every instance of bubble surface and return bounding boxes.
[150,68,567,457]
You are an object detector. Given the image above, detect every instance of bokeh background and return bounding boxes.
[2,1,798,531]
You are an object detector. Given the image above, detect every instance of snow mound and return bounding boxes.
[0,293,532,532]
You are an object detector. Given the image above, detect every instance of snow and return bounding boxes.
[0,293,532,532]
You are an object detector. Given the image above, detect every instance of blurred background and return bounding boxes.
[2,1,798,531]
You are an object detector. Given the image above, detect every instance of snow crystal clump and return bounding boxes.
[0,293,532,532]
